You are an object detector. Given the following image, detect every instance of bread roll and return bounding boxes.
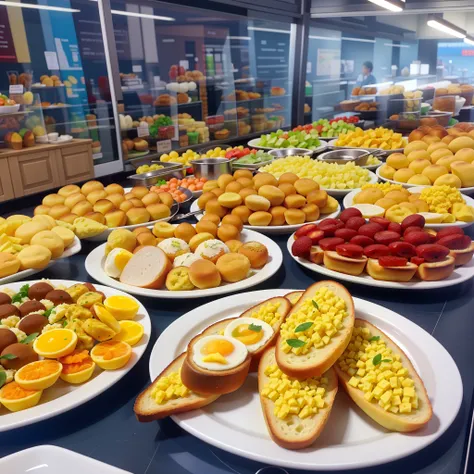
[217,224,240,242]
[64,193,86,210]
[58,184,81,197]
[17,245,52,270]
[131,186,149,200]
[15,221,48,244]
[81,180,104,195]
[105,183,125,195]
[94,199,116,215]
[258,185,285,206]
[188,260,221,289]
[221,214,243,232]
[238,242,269,268]
[43,193,65,207]
[0,253,20,278]
[248,211,272,226]
[34,205,51,216]
[216,253,250,282]
[284,208,306,225]
[52,226,75,247]
[48,204,70,220]
[107,193,125,208]
[72,201,93,216]
[31,230,65,258]
[85,212,106,225]
[87,190,108,205]
[174,223,197,243]
[231,206,252,223]
[245,195,271,212]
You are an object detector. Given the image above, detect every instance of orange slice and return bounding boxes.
[15,360,62,390]
[0,382,42,412]
[104,295,139,320]
[59,350,96,384]
[33,329,78,359]
[90,340,132,370]
[112,320,144,346]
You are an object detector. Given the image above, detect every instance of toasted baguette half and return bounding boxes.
[134,353,219,422]
[284,291,304,305]
[258,346,338,450]
[334,319,433,432]
[276,280,355,378]
[198,296,291,372]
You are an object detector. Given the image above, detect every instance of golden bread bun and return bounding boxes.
[302,203,320,222]
[131,186,149,200]
[218,192,242,209]
[294,178,319,196]
[217,224,240,242]
[93,199,116,215]
[221,214,243,232]
[216,253,251,282]
[253,172,277,190]
[217,174,234,189]
[306,189,328,207]
[31,230,64,259]
[81,180,104,195]
[248,211,272,226]
[226,239,243,253]
[52,226,75,247]
[197,192,215,210]
[284,208,306,225]
[136,232,157,247]
[119,200,134,213]
[278,183,297,197]
[189,233,214,252]
[48,204,70,220]
[34,205,51,216]
[17,245,52,270]
[58,184,80,197]
[238,241,268,268]
[201,213,221,225]
[278,172,299,185]
[141,193,161,207]
[106,228,137,254]
[85,212,106,224]
[32,214,56,230]
[188,259,221,289]
[195,220,218,237]
[233,169,253,180]
[239,187,257,200]
[15,221,48,244]
[0,252,21,278]
[231,206,252,223]
[152,222,176,239]
[43,193,65,207]
[64,193,86,210]
[146,203,171,221]
[87,190,108,205]
[236,177,253,188]
[245,195,271,212]
[174,223,197,243]
[59,213,78,225]
[104,210,127,228]
[258,185,285,206]
[205,199,228,218]
[72,201,93,216]
[105,183,124,195]
[269,206,286,226]
[107,193,125,208]
[284,194,306,209]
[158,192,174,208]
[126,208,150,226]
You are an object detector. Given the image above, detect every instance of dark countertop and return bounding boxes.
[0,202,472,473]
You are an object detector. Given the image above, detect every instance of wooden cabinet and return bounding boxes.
[0,139,94,201]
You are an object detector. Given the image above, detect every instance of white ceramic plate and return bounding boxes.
[149,289,462,470]
[248,138,328,155]
[0,237,81,285]
[0,279,151,432]
[0,104,20,114]
[328,138,406,155]
[342,186,474,229]
[287,233,474,289]
[0,445,131,473]
[84,203,179,242]
[85,228,282,299]
[190,200,340,235]
[375,167,474,194]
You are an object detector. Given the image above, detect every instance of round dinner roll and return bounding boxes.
[17,245,52,270]
[217,224,240,242]
[197,192,215,210]
[258,185,285,206]
[248,211,272,226]
[195,220,218,237]
[205,199,228,218]
[52,226,75,247]
[216,253,251,283]
[233,169,253,180]
[105,183,124,195]
[48,204,70,220]
[0,253,21,278]
[302,203,320,222]
[94,199,116,215]
[107,193,125,208]
[81,180,104,195]
[126,208,150,226]
[188,260,221,289]
[189,232,214,252]
[294,178,319,196]
[34,205,51,216]
[238,241,269,269]
[158,192,174,209]
[141,192,161,207]
[201,213,221,225]
[119,200,134,213]
[128,198,145,208]
[152,222,176,239]
[226,239,243,253]
[211,188,225,198]
[104,210,127,228]
[225,181,243,194]
[239,187,257,200]
[124,192,135,201]
[43,193,65,207]
[64,192,86,210]
[32,214,56,230]
[284,194,306,209]
[221,214,243,232]
[72,201,93,216]
[253,172,277,190]
[136,232,156,247]
[285,208,306,225]
[146,203,171,221]
[269,206,287,226]
[58,184,80,197]
[306,189,328,207]
[245,195,271,212]
[236,177,253,188]
[87,189,108,205]
[133,227,151,236]
[85,212,106,224]
[218,192,242,209]
[278,183,297,197]
[278,172,299,185]
[231,205,252,223]
[60,213,78,225]
[31,230,64,259]
[174,223,197,243]
[131,186,149,200]
[203,180,219,193]
[217,174,234,189]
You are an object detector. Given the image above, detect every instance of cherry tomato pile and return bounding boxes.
[150,176,207,202]
[329,116,360,124]
[224,147,257,159]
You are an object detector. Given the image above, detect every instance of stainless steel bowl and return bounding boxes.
[128,163,185,186]
[268,148,313,159]
[317,148,369,166]
[190,158,234,179]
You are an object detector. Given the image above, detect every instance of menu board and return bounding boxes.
[0,6,17,62]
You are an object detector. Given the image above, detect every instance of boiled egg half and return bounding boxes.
[224,317,273,353]
[192,335,247,371]
[104,248,133,278]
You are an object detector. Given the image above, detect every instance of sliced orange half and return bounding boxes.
[59,350,96,384]
[33,328,78,359]
[112,320,144,346]
[0,382,42,412]
[90,340,132,370]
[104,295,139,320]
[15,360,62,390]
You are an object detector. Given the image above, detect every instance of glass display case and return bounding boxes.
[110,0,295,166]
[0,0,122,175]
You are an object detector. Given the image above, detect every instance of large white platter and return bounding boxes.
[376,167,474,195]
[342,186,474,229]
[287,233,474,289]
[149,289,462,470]
[85,228,282,299]
[248,138,328,155]
[190,200,340,235]
[0,236,81,285]
[84,202,179,242]
[0,279,151,432]
[0,445,131,473]
[328,138,406,155]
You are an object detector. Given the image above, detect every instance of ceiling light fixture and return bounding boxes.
[111,10,174,22]
[464,35,474,46]
[427,16,466,39]
[247,27,291,34]
[0,1,79,13]
[367,0,404,12]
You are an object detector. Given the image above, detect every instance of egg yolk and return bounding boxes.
[114,251,132,271]
[231,324,264,346]
[201,339,234,356]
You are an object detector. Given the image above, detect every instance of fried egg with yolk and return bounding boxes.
[224,317,273,353]
[192,335,247,371]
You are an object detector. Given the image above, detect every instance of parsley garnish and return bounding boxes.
[369,336,380,342]
[248,323,262,332]
[0,354,17,360]
[312,300,319,310]
[43,307,54,318]
[286,339,306,348]
[11,284,29,304]
[21,333,39,345]
[0,371,5,389]
[295,322,313,333]
[372,354,391,366]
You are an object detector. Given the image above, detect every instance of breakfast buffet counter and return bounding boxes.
[0,229,471,474]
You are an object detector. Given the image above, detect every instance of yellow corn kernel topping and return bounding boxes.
[250,302,281,327]
[261,364,328,420]
[151,370,191,404]
[420,185,464,214]
[338,327,418,414]
[280,288,347,355]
